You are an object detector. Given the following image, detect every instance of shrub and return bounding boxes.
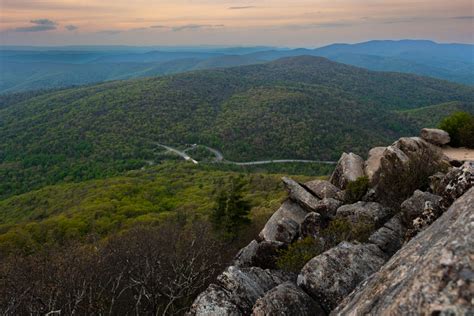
[320,216,374,247]
[345,176,369,203]
[276,237,324,272]
[439,111,474,148]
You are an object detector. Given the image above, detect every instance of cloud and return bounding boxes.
[14,18,57,32]
[150,25,167,29]
[228,6,255,10]
[171,24,224,32]
[65,25,78,31]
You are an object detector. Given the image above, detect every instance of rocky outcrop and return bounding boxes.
[364,147,385,183]
[329,153,365,190]
[251,282,325,316]
[305,180,341,200]
[420,128,450,145]
[258,200,307,244]
[332,188,474,315]
[282,177,320,212]
[297,242,386,313]
[370,137,448,208]
[336,201,393,227]
[190,132,472,316]
[188,266,295,315]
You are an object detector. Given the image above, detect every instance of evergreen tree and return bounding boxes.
[211,177,251,240]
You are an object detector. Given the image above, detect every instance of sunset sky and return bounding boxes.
[1,0,473,46]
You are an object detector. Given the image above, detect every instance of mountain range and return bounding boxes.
[1,40,473,93]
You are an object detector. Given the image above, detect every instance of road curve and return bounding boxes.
[155,143,198,164]
[227,159,337,166]
[155,143,337,165]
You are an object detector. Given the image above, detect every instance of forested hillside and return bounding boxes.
[0,162,315,254]
[1,56,473,199]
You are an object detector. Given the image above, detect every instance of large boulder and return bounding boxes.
[313,198,342,218]
[233,240,283,269]
[259,200,308,244]
[305,180,341,200]
[297,242,386,313]
[364,147,386,184]
[336,201,393,227]
[189,266,295,315]
[188,284,242,316]
[300,212,326,239]
[368,215,406,256]
[400,190,443,230]
[282,177,320,212]
[251,282,326,316]
[420,128,450,146]
[329,153,365,190]
[371,137,448,208]
[332,188,474,315]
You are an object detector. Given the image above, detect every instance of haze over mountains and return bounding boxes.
[1,40,473,93]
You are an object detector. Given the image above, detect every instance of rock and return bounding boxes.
[282,177,320,212]
[252,282,326,316]
[313,198,342,218]
[368,215,406,256]
[190,266,295,315]
[234,240,260,267]
[400,190,443,229]
[336,201,393,227]
[297,242,386,313]
[259,200,307,244]
[233,240,283,269]
[436,161,474,208]
[428,171,445,193]
[332,188,474,315]
[300,212,326,239]
[305,180,341,199]
[420,128,450,146]
[329,153,365,190]
[364,147,386,183]
[371,137,448,208]
[188,284,242,316]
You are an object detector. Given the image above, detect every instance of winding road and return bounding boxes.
[155,143,337,166]
[155,143,198,164]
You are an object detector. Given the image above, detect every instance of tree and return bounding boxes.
[211,177,251,240]
[439,111,474,148]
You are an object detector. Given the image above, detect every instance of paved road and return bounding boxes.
[155,143,198,164]
[155,143,337,165]
[228,159,337,166]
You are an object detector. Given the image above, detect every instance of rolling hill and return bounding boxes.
[1,56,473,199]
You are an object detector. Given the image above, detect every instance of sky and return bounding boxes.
[0,0,473,47]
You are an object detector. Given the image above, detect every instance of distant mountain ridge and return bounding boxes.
[1,40,473,93]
